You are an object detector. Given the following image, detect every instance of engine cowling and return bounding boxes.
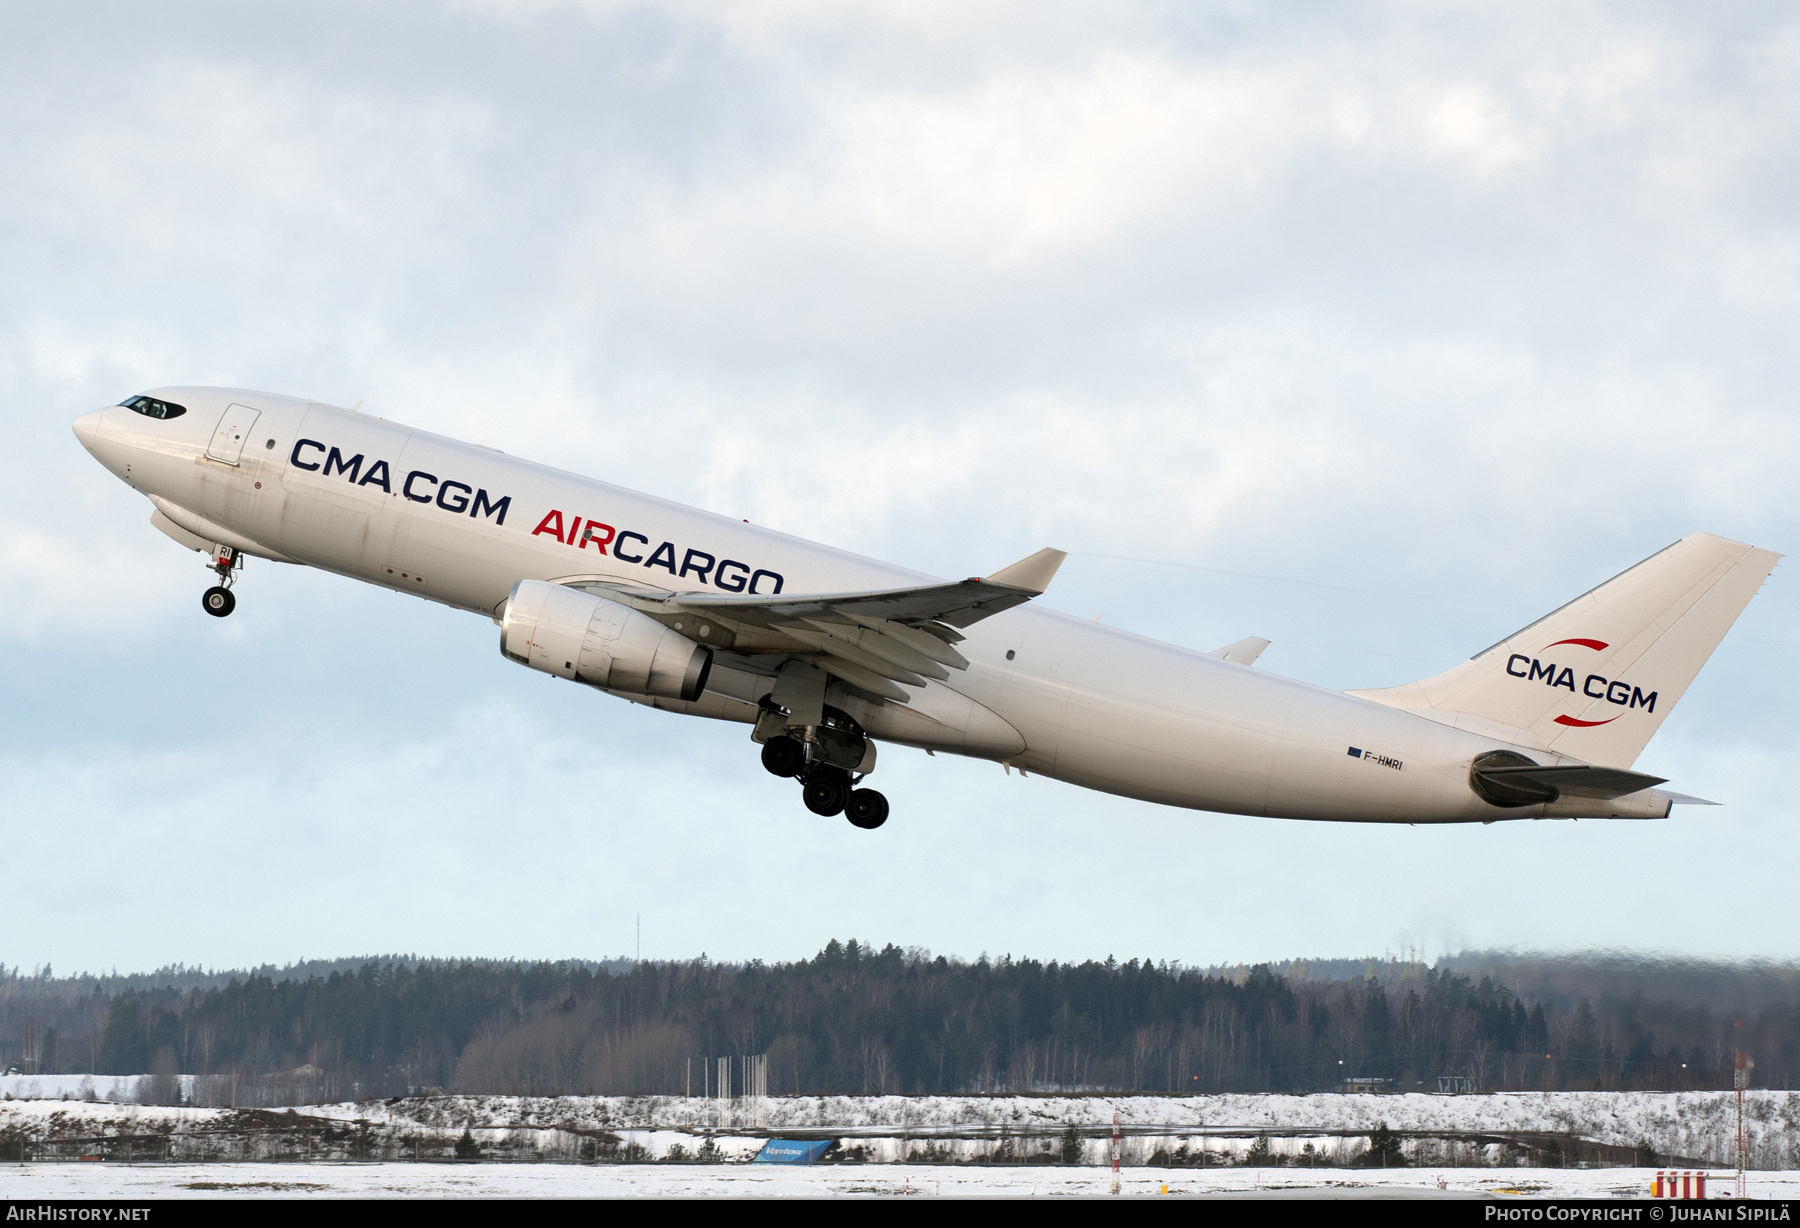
[500,579,711,702]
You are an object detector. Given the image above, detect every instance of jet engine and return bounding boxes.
[500,579,711,701]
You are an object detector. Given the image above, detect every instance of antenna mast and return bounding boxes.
[1734,1021,1752,1200]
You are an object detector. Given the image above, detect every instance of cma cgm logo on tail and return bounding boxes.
[290,440,510,523]
[1504,638,1656,727]
[531,509,784,595]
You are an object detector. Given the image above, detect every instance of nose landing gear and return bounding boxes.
[201,545,241,618]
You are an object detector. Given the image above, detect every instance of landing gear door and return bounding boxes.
[206,404,262,466]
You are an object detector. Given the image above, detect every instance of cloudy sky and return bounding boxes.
[3,2,1796,975]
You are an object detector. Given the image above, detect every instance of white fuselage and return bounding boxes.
[74,387,1651,824]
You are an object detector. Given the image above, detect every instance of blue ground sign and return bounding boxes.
[752,1139,833,1164]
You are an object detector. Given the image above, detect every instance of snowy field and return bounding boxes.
[4,1088,1795,1195]
[290,1089,1800,1167]
[8,1084,1792,1163]
[3,1162,1799,1199]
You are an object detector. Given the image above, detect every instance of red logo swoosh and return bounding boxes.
[1545,638,1609,651]
[1554,714,1618,728]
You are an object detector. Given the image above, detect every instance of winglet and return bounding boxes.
[985,548,1067,594]
[1208,636,1271,666]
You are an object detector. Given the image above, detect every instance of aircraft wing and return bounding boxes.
[675,546,1067,628]
[564,547,1066,703]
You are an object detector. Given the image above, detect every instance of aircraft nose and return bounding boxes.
[73,408,106,452]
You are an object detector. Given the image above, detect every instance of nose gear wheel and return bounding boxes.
[202,545,242,617]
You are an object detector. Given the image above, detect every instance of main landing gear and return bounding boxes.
[796,764,889,830]
[202,545,240,618]
[758,711,890,830]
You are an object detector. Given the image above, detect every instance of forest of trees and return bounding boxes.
[1,945,1794,1105]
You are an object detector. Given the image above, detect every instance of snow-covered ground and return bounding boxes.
[0,1163,1795,1199]
[3,1089,1793,1170]
[315,1090,1800,1168]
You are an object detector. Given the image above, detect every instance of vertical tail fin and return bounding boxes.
[1348,532,1780,767]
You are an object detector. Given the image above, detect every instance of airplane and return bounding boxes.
[74,387,1780,830]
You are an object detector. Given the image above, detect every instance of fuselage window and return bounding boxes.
[120,395,187,420]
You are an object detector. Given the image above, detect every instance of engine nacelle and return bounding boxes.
[500,579,711,702]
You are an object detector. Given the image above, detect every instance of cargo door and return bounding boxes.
[206,404,261,465]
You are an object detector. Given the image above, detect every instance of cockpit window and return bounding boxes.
[120,395,187,420]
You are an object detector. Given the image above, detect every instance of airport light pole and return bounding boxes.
[1110,1111,1121,1195]
[1734,1022,1752,1200]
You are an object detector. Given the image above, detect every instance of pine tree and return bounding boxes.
[97,997,149,1075]
[1059,1123,1083,1165]
[1361,1122,1405,1168]
[349,1120,375,1160]
[454,1128,480,1160]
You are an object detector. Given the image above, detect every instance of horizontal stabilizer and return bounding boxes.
[1659,791,1720,806]
[1474,763,1667,800]
[1208,636,1270,666]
